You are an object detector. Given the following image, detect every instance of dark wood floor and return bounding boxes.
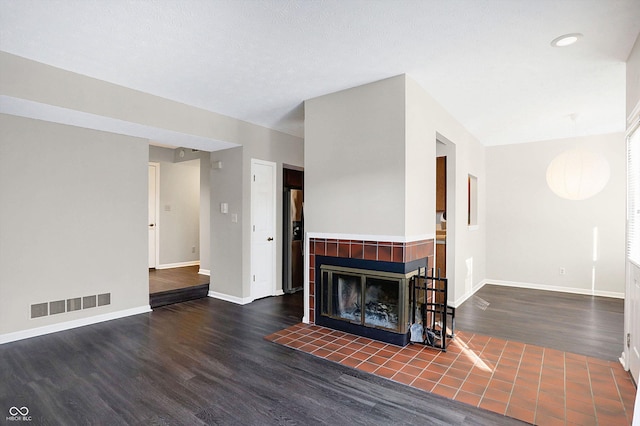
[0,293,524,425]
[0,283,625,425]
[456,284,625,361]
[149,265,209,294]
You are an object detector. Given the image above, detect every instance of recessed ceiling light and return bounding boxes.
[551,33,583,47]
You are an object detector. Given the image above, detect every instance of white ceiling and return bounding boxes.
[1,0,639,147]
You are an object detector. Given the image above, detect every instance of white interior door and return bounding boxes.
[148,163,159,268]
[251,159,276,300]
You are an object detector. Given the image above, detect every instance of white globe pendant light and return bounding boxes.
[546,149,610,201]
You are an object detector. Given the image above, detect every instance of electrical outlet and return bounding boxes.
[559,267,566,275]
[192,246,196,253]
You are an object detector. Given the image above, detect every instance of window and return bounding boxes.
[468,174,478,227]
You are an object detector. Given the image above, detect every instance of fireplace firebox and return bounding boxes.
[318,264,416,345]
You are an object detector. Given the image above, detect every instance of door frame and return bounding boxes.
[624,108,640,384]
[436,135,457,296]
[250,158,277,300]
[149,162,160,269]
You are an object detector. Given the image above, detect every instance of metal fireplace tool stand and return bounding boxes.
[409,261,455,351]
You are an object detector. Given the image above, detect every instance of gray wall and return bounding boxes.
[1,52,305,317]
[0,114,149,336]
[209,129,305,302]
[210,147,244,298]
[240,130,305,300]
[199,152,211,274]
[0,52,236,152]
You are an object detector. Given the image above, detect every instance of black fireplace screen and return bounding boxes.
[322,265,409,333]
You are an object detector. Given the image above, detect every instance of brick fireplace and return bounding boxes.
[307,236,434,345]
[303,76,443,347]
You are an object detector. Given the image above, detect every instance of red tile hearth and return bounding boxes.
[265,324,636,425]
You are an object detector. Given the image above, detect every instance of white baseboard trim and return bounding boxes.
[0,305,152,345]
[156,261,200,270]
[207,290,285,305]
[198,268,210,276]
[487,279,625,299]
[451,279,489,308]
[208,291,254,305]
[619,351,628,370]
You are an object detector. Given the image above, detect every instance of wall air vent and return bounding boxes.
[30,303,48,319]
[30,293,111,319]
[97,293,111,306]
[83,295,97,309]
[49,300,65,315]
[67,298,82,312]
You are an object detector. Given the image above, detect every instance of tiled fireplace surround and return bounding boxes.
[307,236,434,326]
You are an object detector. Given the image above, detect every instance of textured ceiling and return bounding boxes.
[1,0,639,147]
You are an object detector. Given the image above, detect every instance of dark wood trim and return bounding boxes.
[150,283,209,308]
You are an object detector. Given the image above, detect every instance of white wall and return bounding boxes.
[0,114,149,339]
[405,76,436,237]
[304,75,487,307]
[149,146,201,267]
[157,159,200,266]
[151,146,211,274]
[405,76,487,306]
[627,34,640,120]
[304,75,407,237]
[624,32,640,376]
[486,133,626,297]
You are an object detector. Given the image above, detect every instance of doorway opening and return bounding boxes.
[625,121,640,384]
[250,158,277,301]
[149,162,159,269]
[435,136,456,294]
[283,166,304,294]
[148,146,209,307]
[435,154,447,277]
